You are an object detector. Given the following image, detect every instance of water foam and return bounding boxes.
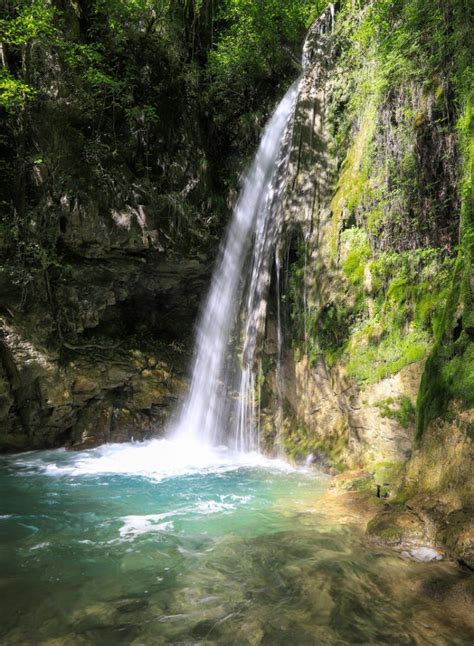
[119,515,174,540]
[12,438,294,481]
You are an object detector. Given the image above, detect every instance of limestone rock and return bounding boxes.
[0,315,188,451]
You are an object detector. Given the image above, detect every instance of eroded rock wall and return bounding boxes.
[258,3,472,561]
[0,4,215,451]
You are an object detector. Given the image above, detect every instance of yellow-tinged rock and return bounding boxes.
[72,375,98,394]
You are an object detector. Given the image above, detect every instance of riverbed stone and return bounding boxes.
[406,547,443,562]
[367,508,428,545]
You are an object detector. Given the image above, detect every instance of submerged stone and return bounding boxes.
[405,547,443,562]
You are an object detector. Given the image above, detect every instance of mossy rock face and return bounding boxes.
[405,409,474,500]
[371,461,405,487]
[332,470,374,493]
[436,510,474,569]
[279,410,351,471]
[365,410,473,561]
[374,396,415,429]
[367,508,428,546]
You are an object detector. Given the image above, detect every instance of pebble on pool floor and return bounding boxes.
[403,547,443,562]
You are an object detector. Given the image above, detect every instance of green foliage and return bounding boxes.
[374,249,453,332]
[0,70,35,110]
[0,0,58,110]
[91,0,163,42]
[441,343,474,401]
[340,0,472,94]
[287,223,453,383]
[206,0,326,148]
[343,246,452,384]
[283,0,469,415]
[329,104,378,253]
[210,0,322,77]
[1,0,328,261]
[329,0,470,253]
[0,0,471,421]
[0,0,57,45]
[310,0,470,399]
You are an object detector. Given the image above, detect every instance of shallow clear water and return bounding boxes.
[0,440,471,645]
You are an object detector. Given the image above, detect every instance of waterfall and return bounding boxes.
[172,78,301,450]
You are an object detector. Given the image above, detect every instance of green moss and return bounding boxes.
[301,240,451,387]
[366,203,385,236]
[371,460,405,485]
[390,488,411,506]
[329,105,377,256]
[335,474,374,493]
[416,264,472,438]
[335,0,473,435]
[287,0,469,411]
[315,301,357,363]
[351,476,374,492]
[286,232,360,368]
[441,341,474,402]
[375,396,416,429]
[377,527,403,542]
[397,396,416,428]
[366,517,403,543]
[416,96,473,438]
[338,243,455,386]
[281,416,350,468]
[341,228,371,286]
[346,328,428,384]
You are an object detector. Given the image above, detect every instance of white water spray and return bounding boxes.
[172,78,301,450]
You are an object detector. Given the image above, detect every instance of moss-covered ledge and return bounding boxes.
[367,407,474,568]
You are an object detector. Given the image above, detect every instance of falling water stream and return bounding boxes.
[172,77,301,451]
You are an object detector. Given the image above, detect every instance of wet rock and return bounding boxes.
[367,508,428,545]
[71,602,117,626]
[41,634,89,645]
[68,405,114,449]
[130,373,168,410]
[404,547,443,562]
[0,319,187,451]
[332,470,373,492]
[115,598,149,614]
[236,620,264,645]
[0,240,204,452]
[72,376,99,396]
[437,510,474,569]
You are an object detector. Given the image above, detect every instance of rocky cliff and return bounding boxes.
[258,2,473,566]
[0,1,218,451]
